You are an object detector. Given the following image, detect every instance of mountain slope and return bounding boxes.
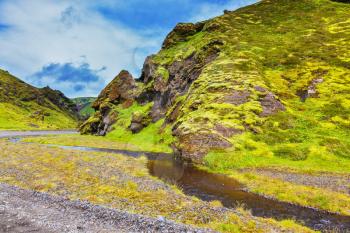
[81,0,350,164]
[72,97,96,118]
[0,69,78,130]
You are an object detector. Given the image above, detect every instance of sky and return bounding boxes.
[0,0,256,98]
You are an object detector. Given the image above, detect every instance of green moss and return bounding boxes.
[153,31,208,65]
[223,170,350,216]
[102,103,174,153]
[0,69,77,129]
[273,144,309,161]
[155,66,170,81]
[0,102,76,130]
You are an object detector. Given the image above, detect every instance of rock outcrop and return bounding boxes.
[162,22,205,49]
[80,70,139,135]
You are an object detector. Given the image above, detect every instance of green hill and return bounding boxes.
[0,69,78,130]
[72,97,96,118]
[81,0,350,166]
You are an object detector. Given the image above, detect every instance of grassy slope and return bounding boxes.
[198,0,350,172]
[146,0,350,171]
[187,0,350,214]
[92,0,350,174]
[81,102,174,152]
[72,97,96,117]
[0,70,77,130]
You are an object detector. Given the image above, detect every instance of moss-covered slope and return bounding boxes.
[82,0,350,164]
[0,69,78,129]
[72,97,96,118]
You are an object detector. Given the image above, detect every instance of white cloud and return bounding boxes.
[0,0,256,98]
[0,0,161,97]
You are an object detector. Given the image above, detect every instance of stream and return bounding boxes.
[4,132,350,232]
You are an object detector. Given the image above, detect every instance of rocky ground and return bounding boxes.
[0,183,213,233]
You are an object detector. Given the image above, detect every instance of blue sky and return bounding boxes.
[0,0,256,98]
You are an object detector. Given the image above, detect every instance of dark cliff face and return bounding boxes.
[80,0,350,163]
[137,40,223,122]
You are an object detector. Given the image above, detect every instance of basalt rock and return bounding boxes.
[139,40,223,122]
[129,111,152,133]
[215,124,242,138]
[259,93,285,117]
[297,78,325,102]
[93,70,138,109]
[172,129,232,163]
[223,90,251,106]
[81,70,140,135]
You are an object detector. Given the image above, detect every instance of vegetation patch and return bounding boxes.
[227,171,350,216]
[106,103,174,153]
[0,140,313,233]
[0,69,77,130]
[0,102,76,130]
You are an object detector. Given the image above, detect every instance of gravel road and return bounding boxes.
[0,130,77,139]
[0,183,213,233]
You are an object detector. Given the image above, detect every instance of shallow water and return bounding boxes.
[7,137,350,232]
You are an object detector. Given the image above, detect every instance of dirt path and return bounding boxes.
[0,183,213,233]
[0,130,77,139]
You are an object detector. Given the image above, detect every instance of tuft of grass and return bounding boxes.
[0,102,77,130]
[105,103,174,153]
[227,171,350,216]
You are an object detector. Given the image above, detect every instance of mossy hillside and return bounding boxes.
[82,0,349,163]
[147,0,350,161]
[0,103,77,130]
[89,102,174,153]
[72,97,96,118]
[0,69,77,129]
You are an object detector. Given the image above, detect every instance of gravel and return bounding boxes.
[0,183,215,233]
